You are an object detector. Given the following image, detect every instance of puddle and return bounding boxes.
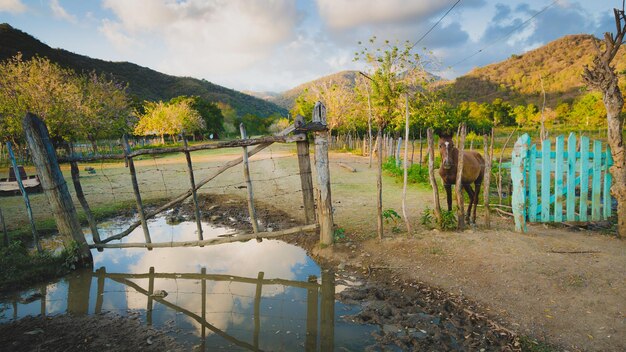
[0,216,377,350]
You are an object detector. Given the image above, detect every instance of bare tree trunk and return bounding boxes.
[582,7,626,238]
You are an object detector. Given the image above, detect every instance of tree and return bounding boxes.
[78,72,131,152]
[170,96,224,138]
[582,7,626,238]
[0,54,81,146]
[290,91,315,120]
[356,37,431,239]
[310,80,355,134]
[134,98,204,144]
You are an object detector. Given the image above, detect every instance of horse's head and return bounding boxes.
[438,135,455,170]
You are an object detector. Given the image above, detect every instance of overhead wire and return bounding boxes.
[410,0,462,50]
[449,0,559,69]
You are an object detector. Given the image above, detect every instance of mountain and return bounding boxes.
[0,24,287,117]
[443,34,626,107]
[269,70,360,110]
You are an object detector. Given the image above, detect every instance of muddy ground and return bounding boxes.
[0,312,184,351]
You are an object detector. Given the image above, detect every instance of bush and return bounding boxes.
[382,157,430,185]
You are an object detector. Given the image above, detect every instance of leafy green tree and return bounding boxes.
[0,54,81,146]
[169,96,224,138]
[134,98,204,144]
[290,91,315,120]
[78,72,131,152]
[568,92,606,128]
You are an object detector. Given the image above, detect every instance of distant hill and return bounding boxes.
[443,34,626,107]
[0,23,287,117]
[269,70,360,110]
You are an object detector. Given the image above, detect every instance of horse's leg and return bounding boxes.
[463,184,474,222]
[444,184,453,211]
[473,181,482,224]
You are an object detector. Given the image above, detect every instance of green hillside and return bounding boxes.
[0,23,287,117]
[443,34,626,107]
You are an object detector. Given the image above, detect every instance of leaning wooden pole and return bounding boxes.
[455,124,467,230]
[6,142,41,252]
[376,129,384,239]
[22,113,91,264]
[313,102,334,245]
[68,145,101,249]
[483,129,494,228]
[240,124,260,234]
[427,129,442,223]
[295,115,316,225]
[122,135,152,247]
[183,135,203,241]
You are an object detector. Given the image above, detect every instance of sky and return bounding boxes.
[0,0,618,93]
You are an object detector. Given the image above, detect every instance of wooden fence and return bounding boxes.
[511,133,613,232]
[17,103,334,261]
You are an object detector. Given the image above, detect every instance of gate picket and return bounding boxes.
[604,147,613,219]
[554,135,564,222]
[591,140,602,220]
[579,136,589,222]
[566,133,576,221]
[541,139,551,222]
[528,144,538,222]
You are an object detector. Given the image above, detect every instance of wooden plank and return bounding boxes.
[305,275,319,351]
[554,135,564,222]
[240,124,260,234]
[540,138,551,222]
[253,271,263,350]
[591,140,602,220]
[92,223,318,249]
[603,145,613,219]
[296,135,316,224]
[579,136,590,221]
[566,133,577,221]
[182,136,203,241]
[122,135,152,246]
[528,143,538,222]
[6,142,41,252]
[511,134,530,232]
[58,134,306,162]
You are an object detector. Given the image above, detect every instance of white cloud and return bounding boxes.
[315,0,454,29]
[100,0,298,77]
[50,0,77,23]
[0,0,26,14]
[98,19,141,53]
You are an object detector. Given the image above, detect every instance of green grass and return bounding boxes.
[0,241,73,292]
[382,157,431,185]
[519,336,558,352]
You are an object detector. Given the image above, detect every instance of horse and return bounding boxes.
[438,134,485,224]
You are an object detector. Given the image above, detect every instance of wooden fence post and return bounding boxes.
[240,124,260,234]
[253,271,263,349]
[183,135,203,241]
[22,114,91,262]
[95,267,105,314]
[122,135,152,247]
[313,102,334,245]
[427,129,442,223]
[295,115,316,225]
[396,137,402,167]
[455,124,466,230]
[401,94,411,234]
[147,266,155,326]
[69,144,102,250]
[6,141,41,253]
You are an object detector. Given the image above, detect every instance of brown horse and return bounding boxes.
[438,134,485,224]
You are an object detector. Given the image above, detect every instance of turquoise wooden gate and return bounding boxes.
[511,133,613,232]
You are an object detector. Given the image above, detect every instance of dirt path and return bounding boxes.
[311,152,626,351]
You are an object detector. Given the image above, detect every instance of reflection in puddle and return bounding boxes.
[1,217,376,350]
